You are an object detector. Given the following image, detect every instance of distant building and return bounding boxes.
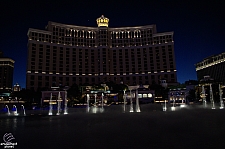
[168,80,199,103]
[135,86,155,104]
[13,83,21,92]
[81,84,118,104]
[195,52,225,83]
[27,15,177,91]
[168,87,187,103]
[0,51,15,93]
[41,86,68,109]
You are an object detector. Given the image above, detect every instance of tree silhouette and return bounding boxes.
[67,83,81,106]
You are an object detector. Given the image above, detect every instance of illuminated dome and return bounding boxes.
[96,15,109,27]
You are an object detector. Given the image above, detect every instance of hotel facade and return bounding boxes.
[27,15,177,91]
[195,52,225,83]
[0,51,15,92]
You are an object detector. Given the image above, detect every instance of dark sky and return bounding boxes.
[0,0,225,88]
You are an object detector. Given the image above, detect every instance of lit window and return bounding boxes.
[138,94,142,98]
[143,94,147,98]
[148,93,152,98]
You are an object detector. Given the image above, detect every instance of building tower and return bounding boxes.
[0,51,15,93]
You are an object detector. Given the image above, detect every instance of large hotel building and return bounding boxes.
[27,15,177,91]
[0,51,15,91]
[195,52,225,83]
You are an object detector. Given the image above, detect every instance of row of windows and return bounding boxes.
[30,63,174,72]
[29,44,175,77]
[28,73,176,86]
[31,44,173,51]
[29,30,173,47]
[51,26,155,40]
[196,53,225,68]
[30,45,173,59]
[0,61,14,65]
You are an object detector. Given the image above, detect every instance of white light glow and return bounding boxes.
[180,104,186,108]
[171,107,176,111]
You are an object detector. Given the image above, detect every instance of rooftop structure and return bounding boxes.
[195,52,225,83]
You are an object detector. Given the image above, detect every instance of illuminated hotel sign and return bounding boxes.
[96,15,109,27]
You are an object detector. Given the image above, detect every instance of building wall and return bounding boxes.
[26,18,177,91]
[195,52,225,83]
[0,58,15,90]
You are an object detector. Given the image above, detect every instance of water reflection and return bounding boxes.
[13,118,17,130]
[0,117,26,133]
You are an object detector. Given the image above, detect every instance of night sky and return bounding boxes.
[0,0,224,88]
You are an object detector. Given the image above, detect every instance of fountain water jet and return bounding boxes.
[92,94,97,113]
[202,85,207,108]
[135,89,141,112]
[5,105,10,115]
[48,93,53,115]
[64,91,68,114]
[94,94,97,107]
[100,93,104,113]
[123,90,126,112]
[56,92,61,115]
[129,90,134,112]
[86,94,90,113]
[210,84,215,109]
[171,98,175,111]
[13,105,18,115]
[219,84,224,109]
[163,100,167,111]
[180,98,187,108]
[21,105,26,116]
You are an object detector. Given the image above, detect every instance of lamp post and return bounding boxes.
[101,93,104,112]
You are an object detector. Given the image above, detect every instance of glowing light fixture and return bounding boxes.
[96,15,109,27]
